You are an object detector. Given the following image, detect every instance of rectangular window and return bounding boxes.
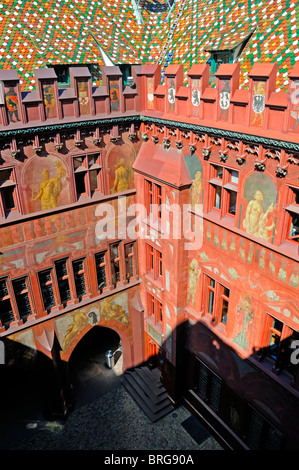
[0,277,15,328]
[207,278,215,315]
[0,168,19,218]
[194,357,222,412]
[38,269,56,311]
[147,244,163,280]
[246,406,283,450]
[110,243,121,286]
[145,179,162,221]
[145,180,153,215]
[204,275,230,326]
[157,183,162,219]
[0,276,34,329]
[209,165,239,218]
[95,252,107,292]
[73,153,101,199]
[286,188,299,243]
[148,293,163,325]
[220,286,230,325]
[262,314,299,377]
[125,242,136,281]
[72,259,87,299]
[12,277,33,321]
[55,258,71,305]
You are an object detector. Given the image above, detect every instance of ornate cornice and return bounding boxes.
[1,113,299,155]
[0,115,141,139]
[140,115,299,154]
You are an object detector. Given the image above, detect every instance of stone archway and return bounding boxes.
[67,326,123,409]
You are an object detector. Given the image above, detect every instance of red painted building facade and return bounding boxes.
[0,61,299,449]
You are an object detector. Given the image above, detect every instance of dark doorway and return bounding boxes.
[67,326,123,409]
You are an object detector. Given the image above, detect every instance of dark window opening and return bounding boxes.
[75,172,86,196]
[194,357,222,412]
[246,406,283,450]
[12,277,32,321]
[110,243,121,286]
[55,259,71,305]
[38,270,55,311]
[125,243,135,281]
[73,259,86,299]
[95,252,107,292]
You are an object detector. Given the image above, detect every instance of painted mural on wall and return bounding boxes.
[289,79,299,131]
[233,293,254,351]
[219,79,230,121]
[241,173,277,243]
[185,153,203,209]
[251,81,266,127]
[42,81,57,119]
[191,78,201,117]
[5,84,20,123]
[146,76,154,110]
[55,291,129,354]
[4,329,37,369]
[78,80,89,115]
[24,155,70,213]
[109,80,120,112]
[108,143,135,194]
[187,258,200,307]
[167,78,175,113]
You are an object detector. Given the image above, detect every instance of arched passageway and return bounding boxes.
[67,326,123,409]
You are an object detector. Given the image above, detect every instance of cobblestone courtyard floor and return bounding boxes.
[8,384,223,451]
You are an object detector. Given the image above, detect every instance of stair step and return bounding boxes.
[122,374,171,412]
[124,371,168,405]
[122,379,174,423]
[135,367,163,389]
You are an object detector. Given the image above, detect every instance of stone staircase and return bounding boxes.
[122,366,174,422]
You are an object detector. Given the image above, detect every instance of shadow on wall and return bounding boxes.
[0,319,299,450]
[0,327,122,450]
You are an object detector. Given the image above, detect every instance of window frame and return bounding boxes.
[147,292,163,326]
[72,257,87,300]
[145,178,162,222]
[146,243,163,281]
[110,241,122,287]
[72,151,102,200]
[11,275,34,323]
[124,241,137,282]
[260,313,299,378]
[0,166,21,218]
[203,274,230,327]
[208,164,239,219]
[95,250,108,293]
[54,257,74,306]
[38,267,58,312]
[285,186,299,244]
[0,276,17,329]
[194,357,222,412]
[0,275,35,330]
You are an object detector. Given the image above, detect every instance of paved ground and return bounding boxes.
[1,335,223,452]
[8,385,223,451]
